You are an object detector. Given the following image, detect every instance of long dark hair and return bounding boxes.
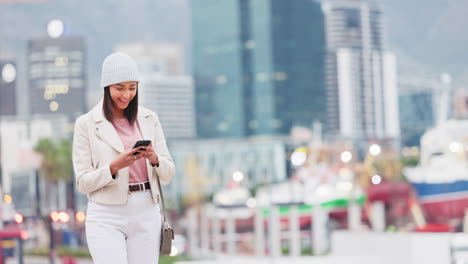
[103,85,139,124]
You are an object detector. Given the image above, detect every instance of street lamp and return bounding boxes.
[369,144,381,156]
[1,63,16,83]
[50,211,60,222]
[47,19,64,39]
[58,212,70,223]
[75,211,86,223]
[14,213,23,224]
[340,151,352,163]
[48,211,70,264]
[232,171,244,182]
[371,174,382,185]
[449,141,463,153]
[291,147,308,167]
[3,194,12,204]
[246,198,256,208]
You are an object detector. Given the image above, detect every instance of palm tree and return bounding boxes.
[34,138,75,213]
[35,138,72,182]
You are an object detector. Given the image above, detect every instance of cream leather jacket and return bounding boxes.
[72,101,175,205]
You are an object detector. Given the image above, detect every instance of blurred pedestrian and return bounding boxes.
[72,52,175,264]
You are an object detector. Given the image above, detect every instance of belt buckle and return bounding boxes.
[128,184,137,194]
[128,182,146,194]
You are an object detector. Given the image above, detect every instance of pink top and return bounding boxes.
[112,118,149,184]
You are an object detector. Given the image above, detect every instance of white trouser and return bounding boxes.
[86,190,162,264]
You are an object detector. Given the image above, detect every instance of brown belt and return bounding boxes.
[128,181,151,193]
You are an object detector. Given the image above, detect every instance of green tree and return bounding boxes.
[34,138,75,212]
[400,155,420,168]
[34,138,73,182]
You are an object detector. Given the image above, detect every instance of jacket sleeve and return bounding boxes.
[72,115,117,195]
[152,114,175,185]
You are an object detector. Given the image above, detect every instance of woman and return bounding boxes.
[72,52,175,264]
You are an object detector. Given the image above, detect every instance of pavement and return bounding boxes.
[175,256,380,264]
[8,255,381,264]
[6,257,94,264]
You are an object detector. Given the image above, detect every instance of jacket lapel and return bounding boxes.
[137,108,154,142]
[137,108,157,178]
[91,101,125,153]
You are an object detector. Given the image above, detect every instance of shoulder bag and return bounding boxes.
[156,176,174,255]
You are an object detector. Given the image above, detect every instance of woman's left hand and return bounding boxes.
[139,144,159,167]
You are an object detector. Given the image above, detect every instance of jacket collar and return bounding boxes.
[90,99,154,153]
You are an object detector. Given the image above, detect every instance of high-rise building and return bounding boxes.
[27,37,87,121]
[116,42,196,139]
[0,61,17,116]
[192,0,327,138]
[398,76,451,147]
[116,42,185,76]
[322,0,399,142]
[399,89,433,147]
[138,74,195,139]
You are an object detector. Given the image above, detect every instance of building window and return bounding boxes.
[217,122,228,132]
[248,120,258,129]
[345,10,360,28]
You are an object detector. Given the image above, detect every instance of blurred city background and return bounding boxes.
[0,0,468,263]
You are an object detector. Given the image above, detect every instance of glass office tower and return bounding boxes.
[28,37,87,121]
[193,0,326,138]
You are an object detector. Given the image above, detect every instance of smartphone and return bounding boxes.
[132,140,151,155]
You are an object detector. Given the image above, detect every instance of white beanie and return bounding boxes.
[100,52,140,88]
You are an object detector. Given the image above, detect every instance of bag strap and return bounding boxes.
[155,175,168,222]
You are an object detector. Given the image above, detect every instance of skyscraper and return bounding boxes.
[27,36,87,121]
[398,76,451,147]
[193,0,326,138]
[322,0,399,142]
[399,89,433,147]
[116,42,185,76]
[116,42,196,139]
[0,60,17,116]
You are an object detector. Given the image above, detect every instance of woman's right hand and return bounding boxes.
[109,148,145,175]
